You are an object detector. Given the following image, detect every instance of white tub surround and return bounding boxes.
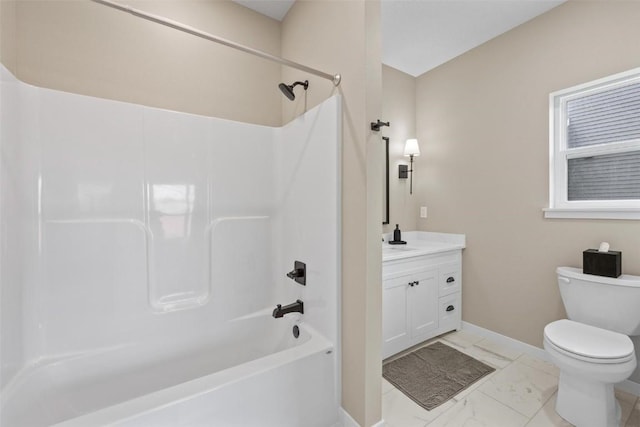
[382,232,466,359]
[0,65,341,427]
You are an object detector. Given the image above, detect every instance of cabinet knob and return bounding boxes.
[446,276,455,283]
[446,305,455,312]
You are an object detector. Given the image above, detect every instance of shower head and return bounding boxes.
[278,83,296,101]
[278,80,309,101]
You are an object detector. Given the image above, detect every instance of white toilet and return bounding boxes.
[544,266,640,427]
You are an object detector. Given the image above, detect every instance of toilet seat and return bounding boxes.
[544,319,634,364]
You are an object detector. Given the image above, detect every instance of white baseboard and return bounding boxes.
[337,407,359,427]
[337,407,385,427]
[461,321,549,361]
[617,378,640,396]
[461,321,640,397]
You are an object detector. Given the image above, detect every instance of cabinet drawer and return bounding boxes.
[383,252,459,277]
[439,293,461,333]
[439,262,461,296]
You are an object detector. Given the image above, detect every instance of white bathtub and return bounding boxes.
[1,314,339,427]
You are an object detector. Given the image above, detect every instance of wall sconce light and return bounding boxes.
[398,138,420,194]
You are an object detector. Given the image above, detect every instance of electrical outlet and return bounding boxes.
[420,206,427,218]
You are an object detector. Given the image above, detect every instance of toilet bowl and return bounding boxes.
[544,319,636,427]
[545,267,640,427]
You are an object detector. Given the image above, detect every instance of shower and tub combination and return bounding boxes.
[0,3,342,427]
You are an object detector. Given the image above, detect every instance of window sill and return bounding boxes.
[543,208,640,220]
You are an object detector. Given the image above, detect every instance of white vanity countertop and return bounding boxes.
[382,231,466,262]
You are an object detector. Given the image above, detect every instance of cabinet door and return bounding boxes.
[382,275,410,353]
[409,268,438,339]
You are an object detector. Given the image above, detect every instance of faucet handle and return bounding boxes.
[286,261,306,286]
[287,269,303,278]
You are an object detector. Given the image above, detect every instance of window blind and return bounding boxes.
[568,150,640,200]
[567,81,640,149]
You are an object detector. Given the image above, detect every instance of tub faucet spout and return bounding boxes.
[272,300,304,318]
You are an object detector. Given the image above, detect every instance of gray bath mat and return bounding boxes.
[383,341,495,411]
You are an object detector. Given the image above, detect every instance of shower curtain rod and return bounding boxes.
[91,0,342,86]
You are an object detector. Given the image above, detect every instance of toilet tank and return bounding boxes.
[557,266,640,336]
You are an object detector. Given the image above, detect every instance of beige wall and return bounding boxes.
[381,65,417,234]
[11,0,282,126]
[282,1,382,425]
[0,0,17,73]
[415,0,640,348]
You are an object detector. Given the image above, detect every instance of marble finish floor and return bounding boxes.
[382,330,640,427]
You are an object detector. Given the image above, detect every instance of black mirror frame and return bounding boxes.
[382,137,390,225]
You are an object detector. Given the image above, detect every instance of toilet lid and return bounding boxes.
[544,319,634,360]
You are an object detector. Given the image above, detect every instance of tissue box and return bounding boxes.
[583,249,621,278]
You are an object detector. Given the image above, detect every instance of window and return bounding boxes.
[545,67,640,219]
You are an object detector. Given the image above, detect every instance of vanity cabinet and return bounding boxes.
[382,250,462,359]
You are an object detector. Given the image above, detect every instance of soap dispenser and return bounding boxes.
[393,224,401,242]
[390,224,406,245]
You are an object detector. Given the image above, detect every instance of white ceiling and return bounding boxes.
[233,0,296,21]
[233,0,565,77]
[382,0,564,77]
